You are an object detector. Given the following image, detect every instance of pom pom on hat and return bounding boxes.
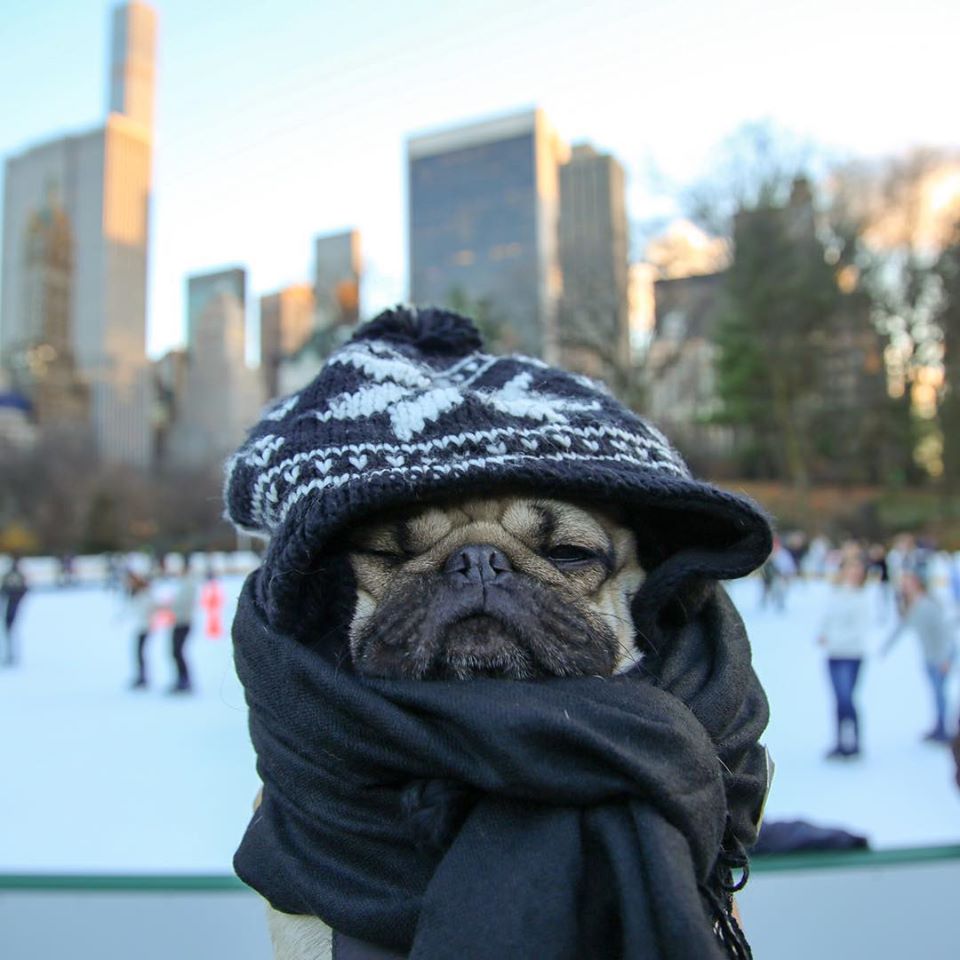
[350,305,483,356]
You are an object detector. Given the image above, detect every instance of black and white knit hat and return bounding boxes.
[225,306,771,629]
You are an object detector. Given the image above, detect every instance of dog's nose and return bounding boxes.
[443,544,513,585]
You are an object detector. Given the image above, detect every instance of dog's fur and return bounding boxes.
[263,494,645,959]
[347,495,643,680]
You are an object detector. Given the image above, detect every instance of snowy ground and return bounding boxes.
[1,574,958,874]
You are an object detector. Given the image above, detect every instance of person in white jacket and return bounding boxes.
[817,553,873,759]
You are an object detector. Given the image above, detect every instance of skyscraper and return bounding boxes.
[557,144,630,385]
[18,186,89,428]
[187,267,246,349]
[260,284,315,399]
[108,1,157,130]
[0,1,156,465]
[314,230,361,330]
[407,109,568,359]
[168,277,262,471]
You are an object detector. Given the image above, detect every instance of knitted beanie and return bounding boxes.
[225,306,771,631]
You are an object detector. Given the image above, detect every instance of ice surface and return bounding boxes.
[732,576,960,849]
[0,574,957,873]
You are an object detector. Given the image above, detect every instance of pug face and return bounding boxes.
[345,496,644,680]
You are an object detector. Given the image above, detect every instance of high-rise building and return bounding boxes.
[646,270,731,464]
[108,1,157,130]
[407,109,568,359]
[557,144,630,385]
[314,230,361,330]
[168,283,262,470]
[0,1,156,465]
[150,347,187,467]
[15,186,90,428]
[186,266,246,349]
[260,284,315,399]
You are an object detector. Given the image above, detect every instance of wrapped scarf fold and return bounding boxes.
[233,570,769,959]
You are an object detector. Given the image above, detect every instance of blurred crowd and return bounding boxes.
[756,532,960,775]
[760,531,960,613]
[123,554,227,695]
[0,549,258,695]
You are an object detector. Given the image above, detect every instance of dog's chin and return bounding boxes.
[352,580,622,681]
[354,612,541,681]
[434,615,538,680]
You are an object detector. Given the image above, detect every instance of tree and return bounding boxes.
[684,120,818,242]
[830,150,960,482]
[0,425,99,553]
[0,425,237,556]
[680,124,926,490]
[680,123,837,485]
[934,219,960,493]
[712,178,842,488]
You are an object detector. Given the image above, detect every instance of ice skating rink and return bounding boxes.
[1,574,958,873]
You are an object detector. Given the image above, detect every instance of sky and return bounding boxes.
[0,0,957,358]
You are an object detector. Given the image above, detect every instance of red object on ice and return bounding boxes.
[201,579,225,639]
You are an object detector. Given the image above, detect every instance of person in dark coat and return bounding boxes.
[1,557,29,666]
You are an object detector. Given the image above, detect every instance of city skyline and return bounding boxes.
[0,0,957,360]
[1,1,155,465]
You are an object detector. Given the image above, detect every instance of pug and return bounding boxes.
[347,494,644,680]
[262,494,645,960]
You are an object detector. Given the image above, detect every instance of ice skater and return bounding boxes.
[868,543,892,622]
[949,551,960,617]
[817,553,872,759]
[1,557,29,667]
[889,534,931,616]
[759,537,796,611]
[167,560,197,694]
[127,572,156,690]
[883,571,957,743]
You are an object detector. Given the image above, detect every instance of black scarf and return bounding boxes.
[232,567,769,959]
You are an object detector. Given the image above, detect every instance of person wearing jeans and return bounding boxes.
[818,554,872,759]
[884,571,957,743]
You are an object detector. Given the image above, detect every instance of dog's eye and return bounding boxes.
[546,544,601,566]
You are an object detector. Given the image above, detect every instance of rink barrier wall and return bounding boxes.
[4,850,958,960]
[2,843,959,890]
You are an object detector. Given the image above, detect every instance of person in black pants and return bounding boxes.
[167,560,198,693]
[171,622,191,692]
[1,557,29,666]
